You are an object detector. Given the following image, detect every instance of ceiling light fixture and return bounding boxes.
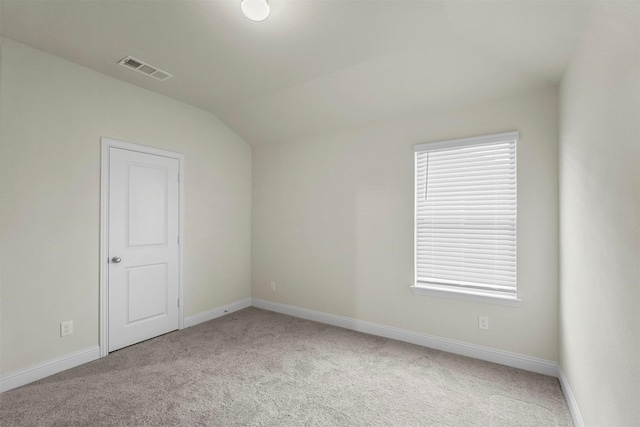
[241,0,270,22]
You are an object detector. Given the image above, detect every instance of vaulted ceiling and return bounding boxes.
[1,0,593,146]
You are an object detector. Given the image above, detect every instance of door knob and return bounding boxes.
[111,256,122,264]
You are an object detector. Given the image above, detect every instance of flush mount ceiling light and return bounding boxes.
[241,0,270,22]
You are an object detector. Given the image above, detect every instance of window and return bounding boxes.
[411,131,519,305]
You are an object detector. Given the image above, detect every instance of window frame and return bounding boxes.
[410,131,521,307]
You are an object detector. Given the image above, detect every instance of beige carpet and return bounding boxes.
[0,307,572,426]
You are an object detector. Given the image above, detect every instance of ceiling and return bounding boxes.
[0,0,593,146]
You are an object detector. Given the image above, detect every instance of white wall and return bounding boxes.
[559,3,640,426]
[0,39,252,374]
[252,87,560,361]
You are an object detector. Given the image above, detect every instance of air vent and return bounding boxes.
[138,64,156,75]
[118,56,173,81]
[123,57,143,69]
[151,70,170,80]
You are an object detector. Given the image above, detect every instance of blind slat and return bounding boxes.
[417,270,516,285]
[417,230,516,236]
[417,263,516,276]
[417,270,516,287]
[417,253,516,266]
[417,247,516,257]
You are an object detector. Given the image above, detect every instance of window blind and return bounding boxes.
[414,132,518,299]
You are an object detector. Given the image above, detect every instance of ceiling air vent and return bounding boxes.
[118,56,173,82]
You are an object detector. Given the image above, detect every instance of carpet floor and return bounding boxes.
[0,307,572,426]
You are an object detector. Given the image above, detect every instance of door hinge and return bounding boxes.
[177,173,180,183]
[177,236,180,244]
[177,299,180,308]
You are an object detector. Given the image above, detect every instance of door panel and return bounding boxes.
[108,147,180,352]
[126,263,168,324]
[128,164,168,247]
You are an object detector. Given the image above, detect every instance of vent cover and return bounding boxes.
[118,56,173,81]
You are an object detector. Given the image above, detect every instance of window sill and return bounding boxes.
[410,285,521,307]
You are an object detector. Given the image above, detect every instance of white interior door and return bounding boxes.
[108,147,180,352]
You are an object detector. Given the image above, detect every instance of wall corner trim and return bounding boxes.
[251,298,560,377]
[184,298,252,328]
[559,368,585,427]
[0,346,100,393]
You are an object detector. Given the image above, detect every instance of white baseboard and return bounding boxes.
[0,345,100,393]
[1,299,562,402]
[251,298,559,377]
[1,299,251,393]
[559,368,585,427]
[184,298,252,328]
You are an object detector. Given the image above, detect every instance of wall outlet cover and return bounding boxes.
[478,316,489,330]
[60,320,74,337]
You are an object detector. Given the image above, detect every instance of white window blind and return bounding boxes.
[414,131,518,300]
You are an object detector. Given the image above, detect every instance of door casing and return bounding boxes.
[100,137,185,357]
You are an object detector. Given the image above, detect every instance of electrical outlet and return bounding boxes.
[60,320,74,337]
[478,316,489,330]
[269,281,276,292]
